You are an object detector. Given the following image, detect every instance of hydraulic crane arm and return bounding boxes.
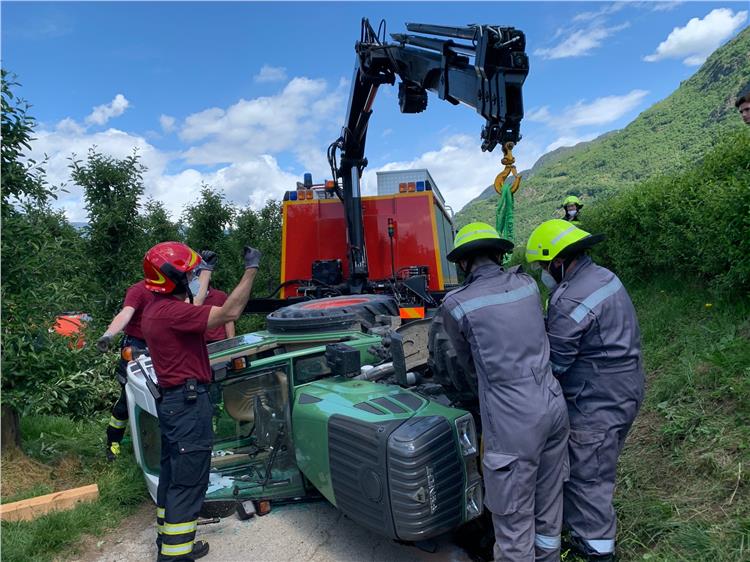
[328,19,529,292]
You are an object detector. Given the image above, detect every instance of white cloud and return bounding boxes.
[562,90,649,127]
[159,114,176,133]
[529,90,649,129]
[573,3,626,23]
[254,64,287,83]
[526,106,552,123]
[535,23,629,59]
[545,132,601,153]
[179,77,346,165]
[650,2,682,12]
[644,8,747,66]
[85,94,130,126]
[55,117,85,135]
[30,123,303,223]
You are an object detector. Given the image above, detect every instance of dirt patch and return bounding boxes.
[63,502,153,562]
[0,449,53,500]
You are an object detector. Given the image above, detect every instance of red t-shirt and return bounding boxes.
[203,289,229,342]
[141,294,212,388]
[122,281,154,341]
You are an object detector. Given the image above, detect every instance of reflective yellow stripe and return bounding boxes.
[160,541,194,556]
[157,524,164,534]
[162,520,197,535]
[108,416,127,429]
[156,507,165,518]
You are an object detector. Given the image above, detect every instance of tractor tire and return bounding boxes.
[266,295,398,334]
[427,313,479,406]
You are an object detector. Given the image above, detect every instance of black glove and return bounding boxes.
[243,246,261,270]
[96,334,113,354]
[200,250,218,271]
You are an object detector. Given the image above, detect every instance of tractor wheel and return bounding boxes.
[427,313,479,406]
[266,295,398,333]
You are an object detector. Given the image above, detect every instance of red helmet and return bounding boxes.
[143,242,202,294]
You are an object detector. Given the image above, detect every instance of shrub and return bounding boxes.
[585,130,750,292]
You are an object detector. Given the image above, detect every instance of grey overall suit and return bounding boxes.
[440,263,569,561]
[546,255,645,556]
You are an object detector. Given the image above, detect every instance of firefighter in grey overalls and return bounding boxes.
[526,219,645,561]
[438,222,569,561]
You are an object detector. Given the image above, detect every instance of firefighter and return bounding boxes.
[187,262,235,343]
[526,219,645,561]
[95,251,217,462]
[561,195,583,223]
[438,222,569,562]
[96,280,154,461]
[736,83,750,125]
[141,241,260,561]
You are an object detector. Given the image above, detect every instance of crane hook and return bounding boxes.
[494,141,522,195]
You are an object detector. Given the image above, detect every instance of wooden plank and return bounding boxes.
[0,483,99,522]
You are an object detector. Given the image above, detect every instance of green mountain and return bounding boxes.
[457,26,750,240]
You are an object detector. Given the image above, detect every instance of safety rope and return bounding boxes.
[494,142,522,264]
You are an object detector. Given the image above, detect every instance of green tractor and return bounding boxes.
[126,295,482,544]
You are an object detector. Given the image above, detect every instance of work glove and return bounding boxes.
[243,246,261,270]
[200,250,218,271]
[96,334,113,353]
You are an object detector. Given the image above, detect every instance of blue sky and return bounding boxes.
[3,1,747,220]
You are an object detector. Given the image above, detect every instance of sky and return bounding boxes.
[2,1,748,221]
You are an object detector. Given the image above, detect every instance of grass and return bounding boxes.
[0,415,148,562]
[608,276,750,561]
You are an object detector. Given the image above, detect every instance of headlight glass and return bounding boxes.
[465,481,483,520]
[455,413,477,456]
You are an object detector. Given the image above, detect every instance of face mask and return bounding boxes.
[541,269,558,290]
[188,277,201,297]
[567,209,578,218]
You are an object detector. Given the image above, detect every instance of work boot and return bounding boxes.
[190,541,210,560]
[106,442,121,462]
[563,535,616,561]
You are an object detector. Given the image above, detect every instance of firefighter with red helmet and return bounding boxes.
[96,250,217,462]
[141,241,261,561]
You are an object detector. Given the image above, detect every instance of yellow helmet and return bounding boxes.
[526,219,604,263]
[562,195,583,208]
[447,222,514,263]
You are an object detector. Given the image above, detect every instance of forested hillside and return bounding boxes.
[458,26,750,241]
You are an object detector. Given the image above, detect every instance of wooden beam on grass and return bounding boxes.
[0,483,99,522]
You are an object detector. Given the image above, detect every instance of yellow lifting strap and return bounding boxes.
[493,142,522,195]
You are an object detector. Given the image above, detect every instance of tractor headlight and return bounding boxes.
[465,480,483,520]
[455,414,477,456]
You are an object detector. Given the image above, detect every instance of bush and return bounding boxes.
[585,130,750,292]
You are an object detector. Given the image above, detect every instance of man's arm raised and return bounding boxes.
[207,247,261,330]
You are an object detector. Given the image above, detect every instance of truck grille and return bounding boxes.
[387,416,463,541]
[328,416,402,538]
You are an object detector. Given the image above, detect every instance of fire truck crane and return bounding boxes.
[264,19,529,323]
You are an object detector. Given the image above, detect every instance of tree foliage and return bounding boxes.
[71,149,146,312]
[0,70,54,211]
[141,198,182,250]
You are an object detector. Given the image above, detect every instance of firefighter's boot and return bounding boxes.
[106,441,121,462]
